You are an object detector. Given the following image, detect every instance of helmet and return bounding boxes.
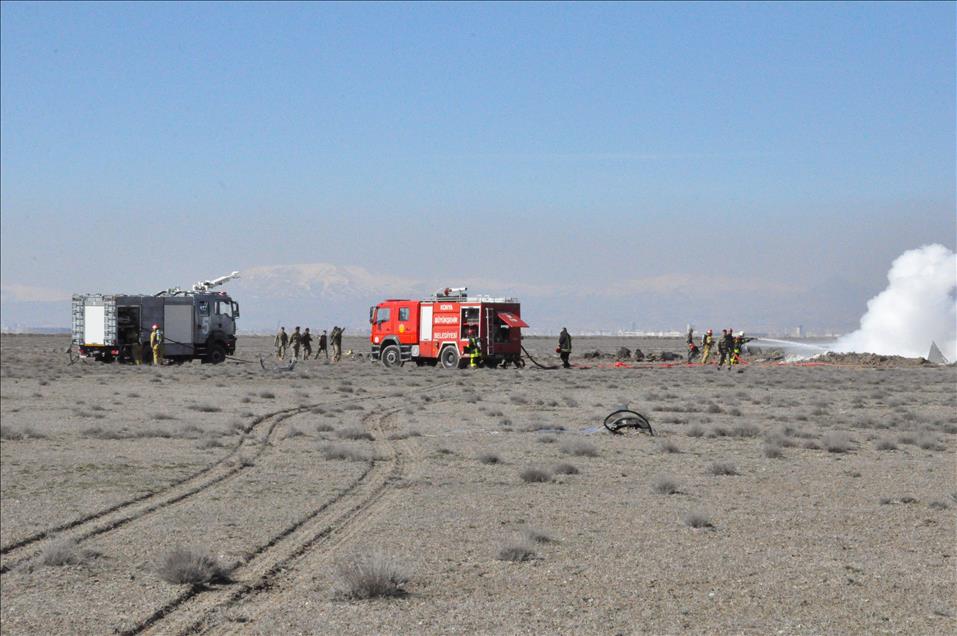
[707,329,713,335]
[152,324,159,330]
[737,331,744,337]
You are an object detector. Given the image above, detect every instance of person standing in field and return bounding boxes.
[720,329,735,368]
[558,327,572,369]
[317,330,328,360]
[275,326,288,359]
[150,323,164,366]
[700,329,715,364]
[289,326,302,360]
[331,326,343,362]
[301,328,313,359]
[686,326,700,363]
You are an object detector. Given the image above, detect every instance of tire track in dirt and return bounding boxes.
[0,406,302,574]
[0,386,424,571]
[206,408,431,635]
[123,388,444,636]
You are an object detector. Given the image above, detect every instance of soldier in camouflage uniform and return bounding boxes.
[289,326,303,360]
[275,327,288,359]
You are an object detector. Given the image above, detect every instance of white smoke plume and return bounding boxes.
[833,244,957,361]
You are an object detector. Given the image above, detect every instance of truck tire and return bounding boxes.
[439,346,460,369]
[206,344,226,364]
[381,344,402,368]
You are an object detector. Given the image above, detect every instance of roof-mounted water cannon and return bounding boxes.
[435,286,467,299]
[192,271,240,292]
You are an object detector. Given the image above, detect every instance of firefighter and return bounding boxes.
[467,332,482,368]
[150,323,164,366]
[558,327,572,369]
[686,326,700,363]
[318,330,328,360]
[289,326,302,360]
[729,331,755,368]
[720,328,735,368]
[131,338,143,366]
[275,326,288,359]
[700,329,715,364]
[302,328,313,359]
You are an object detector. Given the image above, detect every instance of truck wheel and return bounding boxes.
[207,344,226,364]
[484,357,499,368]
[439,346,460,369]
[381,344,402,368]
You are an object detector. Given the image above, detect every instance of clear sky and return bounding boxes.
[1,2,954,331]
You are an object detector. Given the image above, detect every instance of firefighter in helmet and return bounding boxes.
[700,329,715,364]
[729,331,754,368]
[150,323,164,366]
[467,326,482,368]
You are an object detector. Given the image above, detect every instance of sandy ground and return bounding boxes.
[1,334,955,635]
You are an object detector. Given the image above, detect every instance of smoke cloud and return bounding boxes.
[833,244,956,361]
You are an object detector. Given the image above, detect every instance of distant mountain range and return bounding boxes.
[2,262,872,335]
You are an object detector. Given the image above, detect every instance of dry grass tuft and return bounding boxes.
[559,440,599,457]
[322,444,370,462]
[520,467,552,483]
[652,475,680,495]
[682,510,714,528]
[334,551,409,599]
[553,462,579,475]
[762,442,784,459]
[188,404,221,413]
[497,543,536,562]
[478,453,502,465]
[657,439,681,454]
[337,428,375,441]
[707,461,739,476]
[38,538,98,567]
[875,437,898,451]
[157,547,233,585]
[823,432,853,453]
[522,528,554,544]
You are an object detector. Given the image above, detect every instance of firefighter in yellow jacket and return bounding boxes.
[150,324,164,366]
[467,331,482,368]
[700,329,715,364]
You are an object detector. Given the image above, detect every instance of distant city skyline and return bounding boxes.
[2,3,954,333]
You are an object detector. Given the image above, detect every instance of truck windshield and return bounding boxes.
[215,301,233,318]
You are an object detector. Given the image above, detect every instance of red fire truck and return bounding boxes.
[369,288,529,368]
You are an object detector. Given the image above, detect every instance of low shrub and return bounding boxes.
[652,475,680,495]
[334,550,410,599]
[157,547,233,585]
[520,467,552,483]
[497,543,536,562]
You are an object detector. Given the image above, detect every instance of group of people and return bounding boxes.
[124,324,166,365]
[553,325,754,369]
[274,326,344,362]
[687,327,754,368]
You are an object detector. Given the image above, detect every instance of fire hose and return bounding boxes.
[520,345,560,370]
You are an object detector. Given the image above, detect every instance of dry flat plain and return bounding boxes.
[1,333,955,635]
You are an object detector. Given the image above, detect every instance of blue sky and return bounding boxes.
[1,2,954,331]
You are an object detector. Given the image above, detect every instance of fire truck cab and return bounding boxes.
[370,287,528,368]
